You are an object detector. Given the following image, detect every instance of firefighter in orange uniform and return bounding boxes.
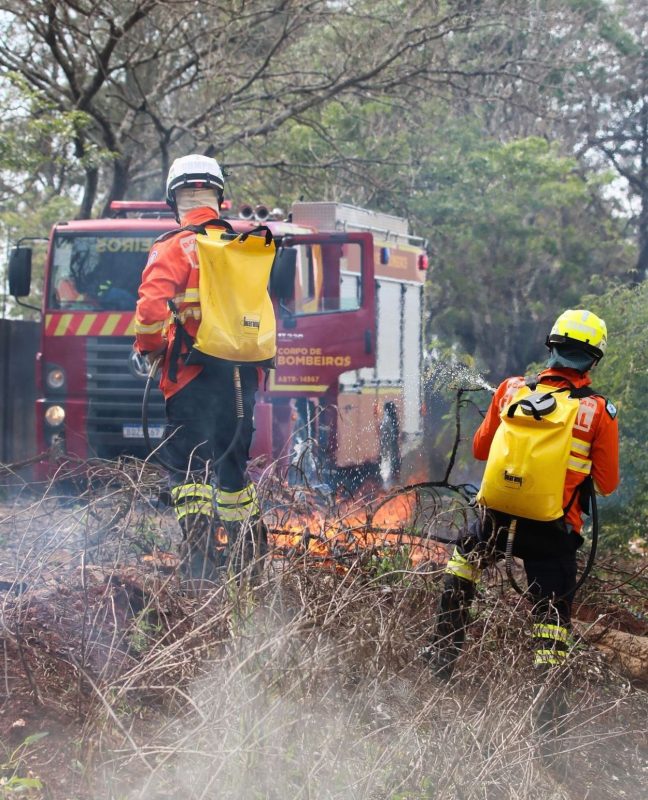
[422,310,619,701]
[134,154,261,587]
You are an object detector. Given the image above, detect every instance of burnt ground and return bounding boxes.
[0,471,646,800]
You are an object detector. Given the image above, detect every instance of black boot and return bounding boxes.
[178,513,226,591]
[225,516,268,582]
[421,574,475,679]
[532,665,571,775]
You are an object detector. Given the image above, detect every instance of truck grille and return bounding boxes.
[86,337,165,457]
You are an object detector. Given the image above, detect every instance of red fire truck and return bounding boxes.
[8,201,428,484]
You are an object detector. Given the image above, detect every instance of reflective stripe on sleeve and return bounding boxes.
[570,438,591,456]
[134,319,165,334]
[173,289,200,304]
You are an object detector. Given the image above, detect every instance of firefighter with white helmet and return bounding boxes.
[134,154,264,588]
[166,154,225,222]
[422,309,619,732]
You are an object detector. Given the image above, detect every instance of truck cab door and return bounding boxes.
[269,231,375,394]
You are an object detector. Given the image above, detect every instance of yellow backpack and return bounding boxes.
[189,223,277,365]
[476,382,583,521]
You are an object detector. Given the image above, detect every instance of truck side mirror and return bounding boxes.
[9,247,33,297]
[270,247,297,301]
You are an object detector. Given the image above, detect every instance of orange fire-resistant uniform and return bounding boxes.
[134,206,213,398]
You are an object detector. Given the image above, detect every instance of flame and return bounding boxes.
[142,490,449,574]
[142,549,180,569]
[266,490,447,570]
[214,525,228,546]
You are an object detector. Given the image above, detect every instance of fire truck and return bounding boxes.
[8,201,428,485]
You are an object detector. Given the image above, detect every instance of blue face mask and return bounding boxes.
[546,345,595,373]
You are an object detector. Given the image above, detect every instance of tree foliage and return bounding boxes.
[247,98,634,379]
[0,74,84,315]
[566,1,648,277]
[416,128,631,378]
[582,282,648,543]
[0,0,523,216]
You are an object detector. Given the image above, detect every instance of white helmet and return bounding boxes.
[166,154,225,214]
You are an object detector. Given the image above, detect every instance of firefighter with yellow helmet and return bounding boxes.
[134,154,272,588]
[423,309,619,713]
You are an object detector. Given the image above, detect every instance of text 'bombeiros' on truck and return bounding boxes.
[8,200,429,487]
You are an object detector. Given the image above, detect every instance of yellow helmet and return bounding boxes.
[546,309,607,362]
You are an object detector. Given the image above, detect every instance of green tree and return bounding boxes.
[0,0,508,217]
[0,75,87,316]
[229,96,635,382]
[415,127,632,379]
[578,1,648,277]
[582,282,648,544]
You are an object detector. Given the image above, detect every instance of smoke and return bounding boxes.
[1,464,646,799]
[120,583,428,799]
[116,576,647,800]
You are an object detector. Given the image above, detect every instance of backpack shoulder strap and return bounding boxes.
[166,299,195,383]
[568,385,617,417]
[530,372,602,400]
[154,217,234,244]
[569,385,596,399]
[523,374,570,393]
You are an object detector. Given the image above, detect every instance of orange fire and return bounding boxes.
[141,490,449,574]
[266,491,447,570]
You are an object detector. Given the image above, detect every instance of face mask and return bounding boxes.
[546,345,595,373]
[175,187,219,219]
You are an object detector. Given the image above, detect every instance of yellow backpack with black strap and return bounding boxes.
[159,219,277,371]
[190,223,277,365]
[476,381,590,521]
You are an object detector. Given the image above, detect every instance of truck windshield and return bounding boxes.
[48,232,158,311]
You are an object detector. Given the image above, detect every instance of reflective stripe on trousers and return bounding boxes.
[216,483,259,522]
[171,482,214,522]
[532,621,571,666]
[444,547,480,584]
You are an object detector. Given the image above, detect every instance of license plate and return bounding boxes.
[123,423,164,440]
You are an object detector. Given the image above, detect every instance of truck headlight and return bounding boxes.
[45,405,66,427]
[46,367,65,389]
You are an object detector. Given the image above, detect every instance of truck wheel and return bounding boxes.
[379,405,401,488]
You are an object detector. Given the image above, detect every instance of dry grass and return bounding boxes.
[0,459,646,799]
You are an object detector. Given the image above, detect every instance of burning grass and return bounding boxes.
[0,458,647,799]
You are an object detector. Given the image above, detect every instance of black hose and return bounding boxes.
[505,486,599,598]
[142,355,163,463]
[504,519,526,594]
[212,365,245,469]
[575,486,598,594]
